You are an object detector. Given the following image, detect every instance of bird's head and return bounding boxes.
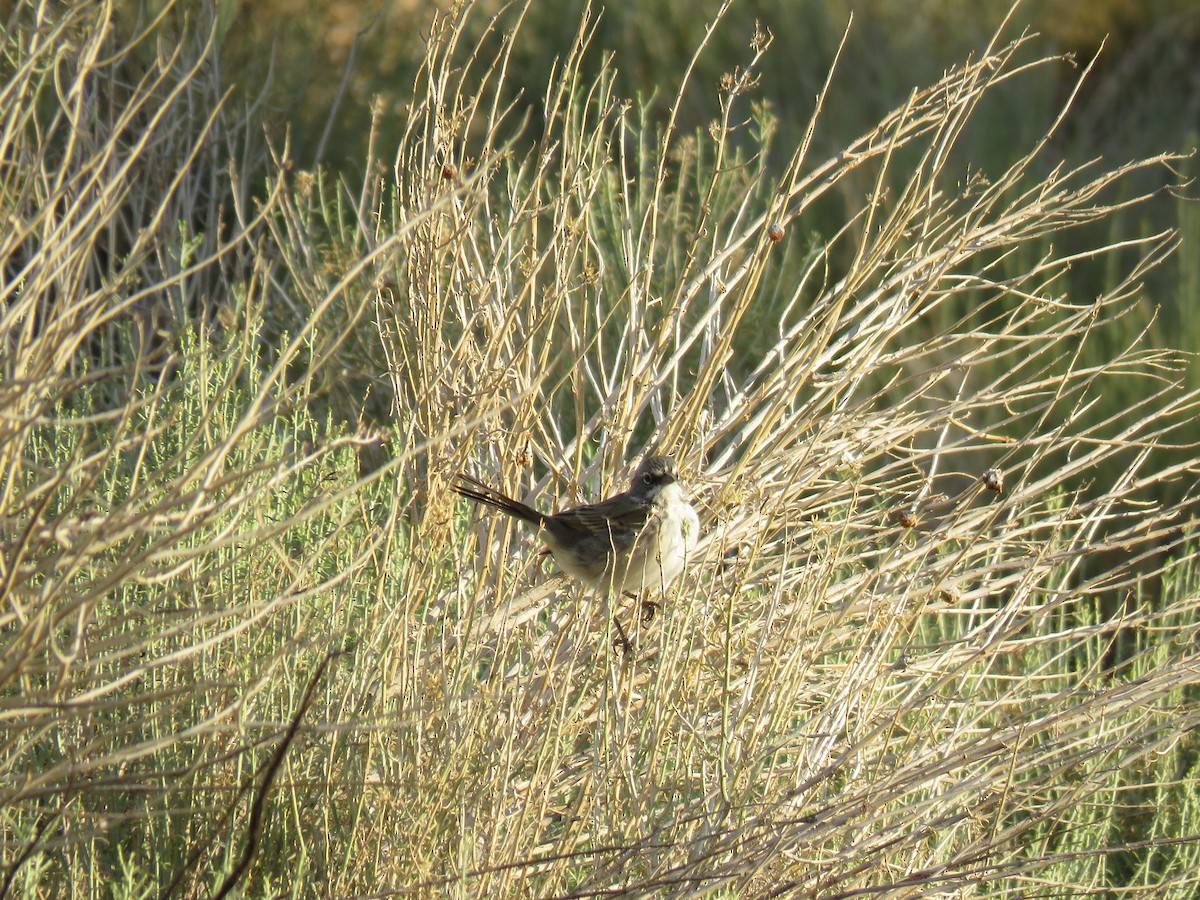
[630,455,678,498]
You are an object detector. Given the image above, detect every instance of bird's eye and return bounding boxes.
[642,472,655,484]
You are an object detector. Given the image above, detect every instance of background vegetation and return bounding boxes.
[2,0,1199,896]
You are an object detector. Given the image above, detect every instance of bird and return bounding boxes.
[452,455,700,599]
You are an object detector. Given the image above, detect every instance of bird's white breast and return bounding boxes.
[622,481,699,594]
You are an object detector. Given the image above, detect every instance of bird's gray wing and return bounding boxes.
[550,493,651,539]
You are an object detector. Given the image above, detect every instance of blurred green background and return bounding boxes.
[182,0,1199,359]
[197,0,1200,164]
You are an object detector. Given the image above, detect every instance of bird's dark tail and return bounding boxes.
[452,474,546,526]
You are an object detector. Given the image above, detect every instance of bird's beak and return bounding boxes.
[661,471,677,485]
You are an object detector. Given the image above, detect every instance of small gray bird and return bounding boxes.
[453,455,700,597]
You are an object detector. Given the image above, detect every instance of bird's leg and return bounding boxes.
[608,590,646,655]
[611,615,633,655]
[640,597,659,626]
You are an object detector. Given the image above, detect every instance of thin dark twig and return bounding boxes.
[211,647,346,899]
[158,720,306,900]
